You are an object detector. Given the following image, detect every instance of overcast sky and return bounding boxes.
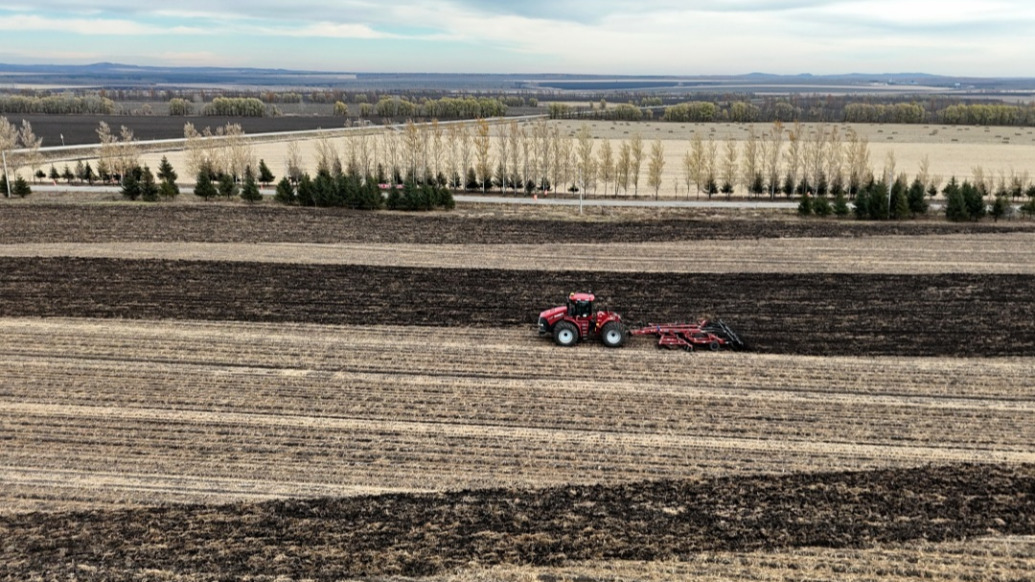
[0,1,1032,76]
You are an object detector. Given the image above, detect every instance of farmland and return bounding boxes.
[1,199,1035,580]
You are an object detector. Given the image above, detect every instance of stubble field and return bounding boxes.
[1,199,1034,580]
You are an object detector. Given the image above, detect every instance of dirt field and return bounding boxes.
[3,318,1033,515]
[3,464,1035,580]
[1,203,1033,244]
[2,201,1035,580]
[5,232,1035,274]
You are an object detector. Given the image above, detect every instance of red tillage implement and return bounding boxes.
[538,292,744,352]
[628,320,744,352]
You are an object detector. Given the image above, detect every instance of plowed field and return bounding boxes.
[1,204,1032,244]
[1,257,1034,356]
[3,464,1034,580]
[2,201,1034,580]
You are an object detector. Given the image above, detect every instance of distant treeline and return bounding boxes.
[0,94,116,115]
[4,86,1035,126]
[372,96,507,119]
[550,95,1035,127]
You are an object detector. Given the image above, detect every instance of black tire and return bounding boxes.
[553,321,579,347]
[600,321,627,348]
[709,340,721,351]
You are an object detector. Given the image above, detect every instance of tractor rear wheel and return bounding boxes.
[553,321,579,347]
[600,322,627,348]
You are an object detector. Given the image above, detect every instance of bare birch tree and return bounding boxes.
[575,124,596,194]
[740,126,762,197]
[629,131,644,197]
[430,120,443,183]
[222,123,252,179]
[496,122,511,191]
[18,120,43,180]
[721,136,739,198]
[598,139,614,197]
[474,118,491,191]
[763,121,784,199]
[458,123,472,188]
[616,141,631,196]
[647,139,665,199]
[0,117,18,186]
[118,125,139,179]
[286,140,303,181]
[783,121,803,195]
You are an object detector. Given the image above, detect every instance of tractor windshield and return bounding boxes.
[568,298,594,318]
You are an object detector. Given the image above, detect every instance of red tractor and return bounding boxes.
[538,292,628,348]
[539,292,745,351]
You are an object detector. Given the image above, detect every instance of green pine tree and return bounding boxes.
[868,181,890,220]
[157,156,179,197]
[813,194,832,217]
[273,177,295,205]
[193,169,217,200]
[907,178,928,217]
[890,179,910,220]
[833,190,850,217]
[945,188,968,222]
[257,159,275,187]
[240,167,262,202]
[121,167,142,201]
[139,166,160,202]
[12,175,31,198]
[218,174,238,199]
[991,195,1012,222]
[797,192,813,216]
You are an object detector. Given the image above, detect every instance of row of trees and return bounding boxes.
[199,97,270,117]
[372,96,507,120]
[796,171,1035,222]
[269,171,454,211]
[674,122,876,201]
[0,94,117,115]
[552,97,1035,128]
[0,116,44,188]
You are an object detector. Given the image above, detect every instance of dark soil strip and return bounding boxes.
[2,205,1031,244]
[1,258,1033,357]
[2,464,1033,580]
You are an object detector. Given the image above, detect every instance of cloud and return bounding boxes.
[3,0,1035,75]
[0,13,166,35]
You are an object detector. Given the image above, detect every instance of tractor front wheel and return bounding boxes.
[553,321,579,347]
[601,322,627,348]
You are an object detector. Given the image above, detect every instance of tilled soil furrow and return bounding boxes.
[1,258,1033,357]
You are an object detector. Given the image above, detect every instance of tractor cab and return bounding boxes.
[566,292,596,319]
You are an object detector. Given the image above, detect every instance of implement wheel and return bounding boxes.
[553,321,579,347]
[601,322,627,348]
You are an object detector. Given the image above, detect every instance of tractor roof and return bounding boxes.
[569,292,595,302]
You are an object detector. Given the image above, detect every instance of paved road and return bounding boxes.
[19,185,800,209]
[455,194,798,209]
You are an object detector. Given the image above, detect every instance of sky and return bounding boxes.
[0,1,1033,76]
